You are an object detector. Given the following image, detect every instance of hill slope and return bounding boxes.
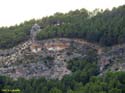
[0,5,124,49]
[0,5,125,93]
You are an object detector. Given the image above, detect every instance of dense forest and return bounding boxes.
[0,20,36,49]
[37,5,125,46]
[0,58,125,93]
[0,5,124,49]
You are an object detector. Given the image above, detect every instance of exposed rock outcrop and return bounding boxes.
[0,36,125,80]
[0,38,98,80]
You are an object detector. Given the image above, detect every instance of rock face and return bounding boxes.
[0,40,32,67]
[0,36,125,79]
[98,45,125,74]
[0,38,98,80]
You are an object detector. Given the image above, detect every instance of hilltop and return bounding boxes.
[0,5,125,93]
[0,5,124,49]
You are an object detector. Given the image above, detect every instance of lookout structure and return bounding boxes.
[30,23,41,43]
[30,24,42,53]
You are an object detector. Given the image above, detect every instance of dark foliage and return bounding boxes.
[37,5,125,46]
[0,59,125,93]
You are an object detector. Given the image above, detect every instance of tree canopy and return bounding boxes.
[0,5,124,49]
[37,5,125,46]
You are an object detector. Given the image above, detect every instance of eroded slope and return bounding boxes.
[0,38,125,80]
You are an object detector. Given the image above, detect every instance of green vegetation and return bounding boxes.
[0,5,124,49]
[0,4,125,93]
[37,5,125,46]
[0,20,36,49]
[0,59,125,93]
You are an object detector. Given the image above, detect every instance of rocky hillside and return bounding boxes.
[0,37,125,80]
[0,5,125,93]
